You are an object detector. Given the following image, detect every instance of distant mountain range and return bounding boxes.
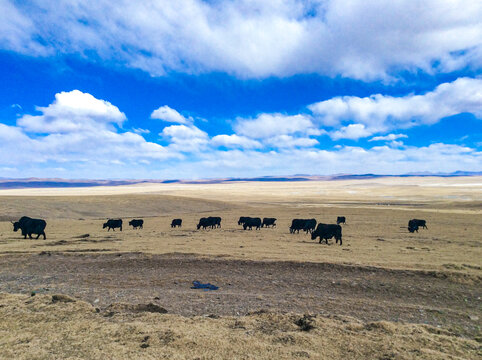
[0,171,480,189]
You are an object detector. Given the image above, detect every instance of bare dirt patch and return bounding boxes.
[0,252,479,339]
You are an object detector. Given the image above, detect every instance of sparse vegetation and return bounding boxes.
[0,178,480,358]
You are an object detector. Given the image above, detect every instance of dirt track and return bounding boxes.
[0,252,479,338]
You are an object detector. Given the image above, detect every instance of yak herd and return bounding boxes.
[10,214,428,246]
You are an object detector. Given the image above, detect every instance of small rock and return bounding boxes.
[94,298,99,304]
[469,315,479,321]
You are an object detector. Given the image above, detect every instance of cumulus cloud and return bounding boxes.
[1,81,481,178]
[370,134,407,142]
[330,124,371,140]
[186,143,482,178]
[0,91,176,171]
[310,77,482,138]
[211,134,262,149]
[265,135,319,148]
[234,113,320,139]
[1,0,481,79]
[160,124,209,152]
[151,105,191,124]
[18,90,126,133]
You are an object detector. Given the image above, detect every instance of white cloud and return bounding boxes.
[211,134,262,149]
[161,124,207,140]
[1,82,481,179]
[160,124,209,152]
[132,128,151,134]
[330,124,371,140]
[18,90,126,133]
[310,77,482,136]
[0,91,177,170]
[184,143,481,178]
[370,134,408,142]
[265,135,319,148]
[1,0,480,79]
[151,105,191,124]
[234,113,319,139]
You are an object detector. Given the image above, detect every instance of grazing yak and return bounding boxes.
[129,219,143,229]
[311,223,342,245]
[336,216,346,225]
[408,219,427,233]
[290,219,316,233]
[290,219,304,233]
[211,216,222,228]
[197,217,222,230]
[171,219,182,228]
[303,219,317,233]
[243,217,261,230]
[197,217,210,229]
[238,217,249,226]
[261,218,276,228]
[103,219,123,231]
[12,216,47,239]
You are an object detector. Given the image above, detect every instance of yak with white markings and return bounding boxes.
[311,223,342,245]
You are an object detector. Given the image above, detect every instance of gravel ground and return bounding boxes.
[0,252,480,338]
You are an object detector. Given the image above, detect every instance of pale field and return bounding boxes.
[0,178,481,359]
[0,177,480,275]
[0,293,479,360]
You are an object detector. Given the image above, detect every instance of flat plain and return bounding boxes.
[0,177,480,359]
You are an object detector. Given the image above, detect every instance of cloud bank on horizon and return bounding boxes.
[0,0,481,179]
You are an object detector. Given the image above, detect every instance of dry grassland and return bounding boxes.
[0,177,480,359]
[0,293,479,360]
[0,178,480,273]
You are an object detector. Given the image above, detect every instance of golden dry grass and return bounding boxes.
[0,293,479,360]
[0,178,480,359]
[0,178,480,275]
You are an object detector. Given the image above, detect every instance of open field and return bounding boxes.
[0,178,480,358]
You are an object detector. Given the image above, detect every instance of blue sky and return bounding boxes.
[0,0,481,179]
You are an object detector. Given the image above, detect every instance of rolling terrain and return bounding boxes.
[0,177,480,359]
